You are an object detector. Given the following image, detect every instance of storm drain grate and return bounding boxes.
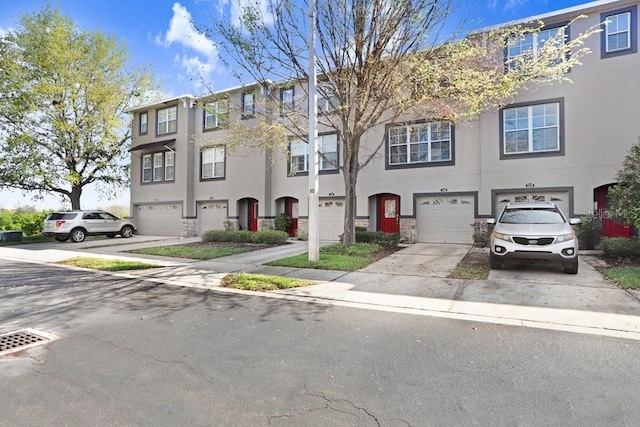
[0,329,60,356]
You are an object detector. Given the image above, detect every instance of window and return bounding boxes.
[142,151,175,184]
[204,99,229,130]
[289,134,339,174]
[280,87,294,114]
[242,91,255,118]
[201,146,225,179]
[153,152,164,181]
[387,122,453,168]
[602,7,637,58]
[139,112,148,135]
[317,84,338,114]
[165,151,175,181]
[500,98,564,159]
[157,106,177,135]
[506,25,567,69]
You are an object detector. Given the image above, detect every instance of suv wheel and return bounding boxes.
[489,253,502,270]
[71,228,86,243]
[563,259,579,275]
[120,225,134,238]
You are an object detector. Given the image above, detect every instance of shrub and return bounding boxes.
[202,229,288,245]
[274,213,292,233]
[576,215,602,250]
[600,237,640,259]
[471,221,489,248]
[353,230,399,248]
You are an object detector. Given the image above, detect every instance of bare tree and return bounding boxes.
[207,0,597,244]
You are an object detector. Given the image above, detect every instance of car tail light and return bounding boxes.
[56,221,66,227]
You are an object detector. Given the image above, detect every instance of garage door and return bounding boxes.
[135,203,182,236]
[198,202,228,235]
[495,191,569,217]
[318,198,345,241]
[416,195,475,244]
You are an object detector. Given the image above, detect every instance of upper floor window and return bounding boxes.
[506,25,567,69]
[317,83,338,114]
[157,106,177,135]
[139,112,148,135]
[602,6,637,58]
[204,99,229,130]
[500,98,564,159]
[141,150,175,184]
[242,91,255,118]
[201,146,225,180]
[289,133,339,174]
[280,87,294,114]
[387,122,452,168]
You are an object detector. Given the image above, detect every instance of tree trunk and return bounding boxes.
[70,186,82,210]
[341,134,360,245]
[342,170,358,244]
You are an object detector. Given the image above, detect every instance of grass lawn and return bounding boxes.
[265,243,393,271]
[220,273,315,291]
[57,257,160,271]
[128,244,248,260]
[602,267,640,290]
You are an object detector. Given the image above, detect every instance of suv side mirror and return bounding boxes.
[569,218,581,225]
[486,218,496,225]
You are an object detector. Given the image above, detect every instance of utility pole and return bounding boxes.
[307,0,320,261]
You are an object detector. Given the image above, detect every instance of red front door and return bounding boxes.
[285,198,298,237]
[378,195,400,234]
[248,200,258,231]
[597,187,632,238]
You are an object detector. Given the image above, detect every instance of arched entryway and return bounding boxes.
[275,197,299,237]
[371,193,400,234]
[237,197,259,231]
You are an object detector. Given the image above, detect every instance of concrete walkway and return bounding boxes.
[2,236,640,340]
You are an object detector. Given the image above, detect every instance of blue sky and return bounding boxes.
[0,0,596,210]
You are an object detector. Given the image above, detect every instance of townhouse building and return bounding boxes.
[127,0,638,243]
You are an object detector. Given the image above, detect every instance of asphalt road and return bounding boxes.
[2,259,640,426]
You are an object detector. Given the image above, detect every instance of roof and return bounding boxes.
[124,94,195,113]
[473,0,626,33]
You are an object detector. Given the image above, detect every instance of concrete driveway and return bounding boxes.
[359,243,470,277]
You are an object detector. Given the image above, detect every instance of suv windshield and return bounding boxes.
[499,208,565,224]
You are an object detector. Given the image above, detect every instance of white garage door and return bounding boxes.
[318,198,345,241]
[135,203,182,236]
[416,195,475,244]
[495,191,569,217]
[198,202,228,235]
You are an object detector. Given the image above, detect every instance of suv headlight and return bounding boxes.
[492,231,512,242]
[555,232,576,243]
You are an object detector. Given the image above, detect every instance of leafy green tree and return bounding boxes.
[0,7,152,209]
[608,139,640,228]
[208,0,599,244]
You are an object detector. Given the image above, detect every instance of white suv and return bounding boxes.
[487,203,580,274]
[43,210,136,243]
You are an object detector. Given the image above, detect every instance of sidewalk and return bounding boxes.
[3,238,640,340]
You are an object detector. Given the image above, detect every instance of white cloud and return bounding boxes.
[156,3,219,91]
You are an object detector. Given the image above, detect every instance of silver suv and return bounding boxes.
[43,210,136,243]
[487,203,580,274]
